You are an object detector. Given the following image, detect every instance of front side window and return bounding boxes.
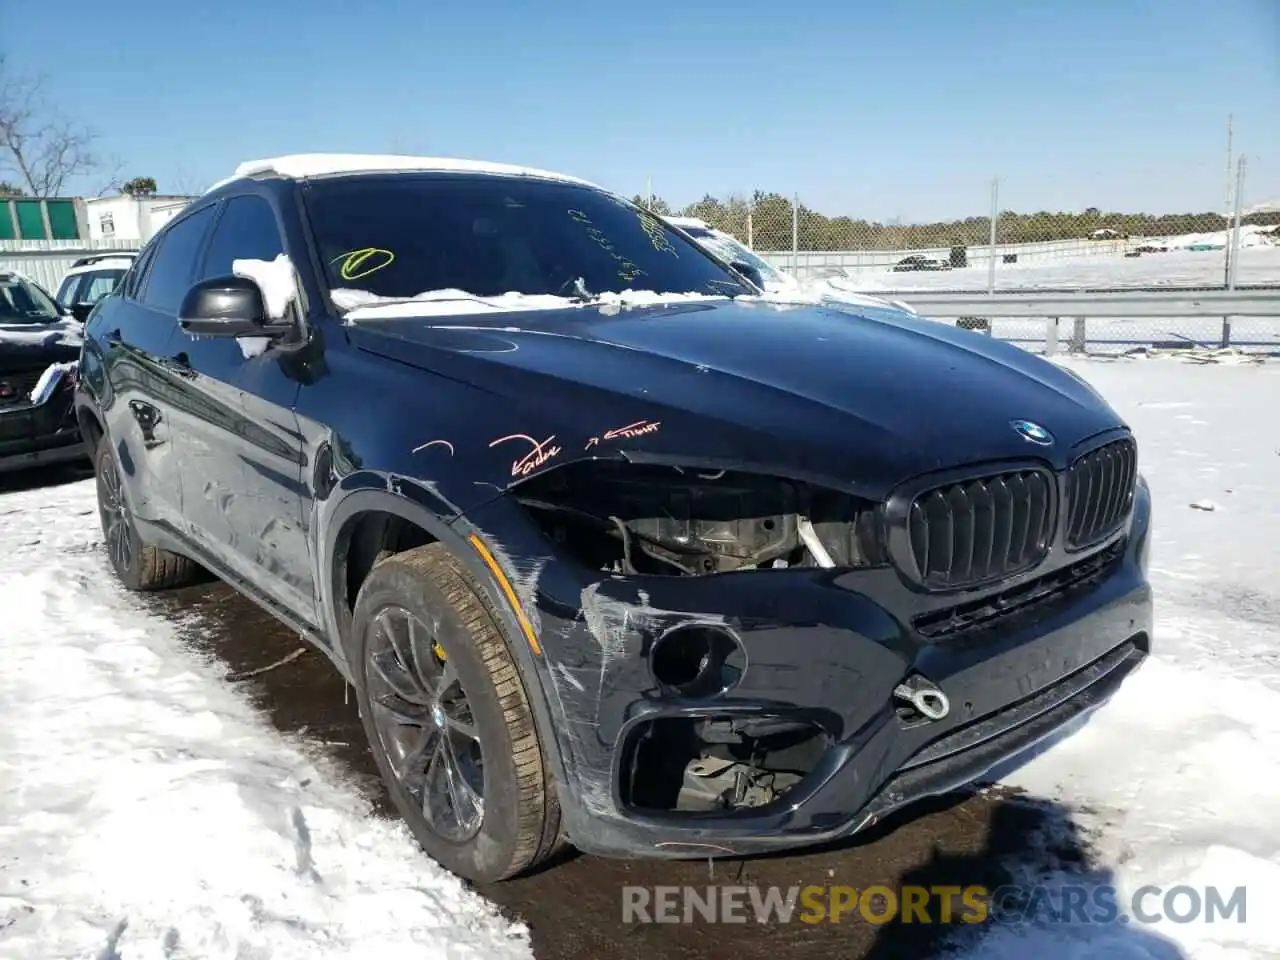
[302,174,751,305]
[200,195,285,280]
[0,275,62,324]
[140,204,217,313]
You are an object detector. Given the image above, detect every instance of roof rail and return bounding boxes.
[71,252,139,268]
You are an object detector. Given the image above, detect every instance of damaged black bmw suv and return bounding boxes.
[73,155,1152,883]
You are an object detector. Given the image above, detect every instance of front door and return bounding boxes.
[167,193,315,625]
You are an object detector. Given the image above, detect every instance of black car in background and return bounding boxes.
[892,254,952,272]
[74,155,1152,885]
[0,271,84,473]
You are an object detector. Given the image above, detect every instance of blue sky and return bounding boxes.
[7,0,1277,221]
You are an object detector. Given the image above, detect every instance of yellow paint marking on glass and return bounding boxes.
[638,211,678,256]
[330,247,395,281]
[566,209,646,283]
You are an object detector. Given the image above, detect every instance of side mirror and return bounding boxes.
[178,275,274,336]
[70,302,94,324]
[729,260,765,290]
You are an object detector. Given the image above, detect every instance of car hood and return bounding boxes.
[348,297,1128,500]
[0,321,82,372]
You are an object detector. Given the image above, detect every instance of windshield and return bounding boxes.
[0,275,62,324]
[302,174,753,304]
[680,226,789,286]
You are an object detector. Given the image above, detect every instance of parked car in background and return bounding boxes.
[0,271,85,472]
[76,154,1151,886]
[892,254,951,272]
[56,253,138,323]
[665,216,919,314]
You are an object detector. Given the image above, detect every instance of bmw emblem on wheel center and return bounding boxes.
[1011,419,1054,445]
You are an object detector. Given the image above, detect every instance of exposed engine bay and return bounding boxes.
[515,460,886,575]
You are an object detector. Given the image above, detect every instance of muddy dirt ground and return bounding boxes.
[133,571,1101,960]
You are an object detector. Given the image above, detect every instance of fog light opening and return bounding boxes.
[649,624,744,699]
[621,714,827,813]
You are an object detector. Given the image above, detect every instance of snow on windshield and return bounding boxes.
[336,287,728,321]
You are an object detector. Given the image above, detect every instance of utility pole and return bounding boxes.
[1223,115,1234,286]
[987,178,999,295]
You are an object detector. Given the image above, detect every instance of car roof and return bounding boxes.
[66,254,137,275]
[204,153,606,194]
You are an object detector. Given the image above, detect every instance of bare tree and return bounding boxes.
[0,56,100,196]
[91,157,127,197]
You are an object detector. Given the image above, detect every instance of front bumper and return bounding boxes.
[460,478,1153,859]
[0,364,86,475]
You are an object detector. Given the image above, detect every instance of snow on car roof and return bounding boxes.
[206,154,605,194]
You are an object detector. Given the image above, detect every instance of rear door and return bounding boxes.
[94,205,218,534]
[168,193,313,622]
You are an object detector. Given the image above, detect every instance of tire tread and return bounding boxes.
[365,543,564,880]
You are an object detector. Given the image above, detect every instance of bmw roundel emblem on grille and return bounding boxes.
[1011,419,1054,445]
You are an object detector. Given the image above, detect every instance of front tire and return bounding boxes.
[351,542,563,883]
[94,439,196,590]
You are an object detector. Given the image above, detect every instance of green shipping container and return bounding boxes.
[47,200,80,240]
[15,201,46,239]
[0,203,14,240]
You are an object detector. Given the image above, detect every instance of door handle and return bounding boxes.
[161,352,196,378]
[105,328,122,343]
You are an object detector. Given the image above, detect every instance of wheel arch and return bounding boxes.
[320,483,572,792]
[75,403,105,453]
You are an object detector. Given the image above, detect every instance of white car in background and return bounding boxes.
[663,216,917,314]
[54,253,138,323]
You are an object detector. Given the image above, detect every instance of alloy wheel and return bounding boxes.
[98,454,134,574]
[365,605,485,842]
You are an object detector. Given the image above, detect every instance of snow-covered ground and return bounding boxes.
[853,246,1280,352]
[859,245,1280,293]
[0,484,533,958]
[1,357,1278,959]
[949,355,1280,960]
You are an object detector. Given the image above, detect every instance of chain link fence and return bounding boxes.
[641,168,1280,354]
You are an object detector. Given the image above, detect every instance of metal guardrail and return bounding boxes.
[885,287,1280,318]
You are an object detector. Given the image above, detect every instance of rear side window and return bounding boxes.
[200,195,285,280]
[140,204,217,314]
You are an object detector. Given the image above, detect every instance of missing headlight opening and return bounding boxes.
[515,461,888,575]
